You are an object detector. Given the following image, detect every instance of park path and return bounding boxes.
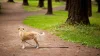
[0,2,100,56]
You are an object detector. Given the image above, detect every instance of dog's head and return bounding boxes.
[18,26,25,31]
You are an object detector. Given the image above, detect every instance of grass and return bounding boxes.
[15,0,64,11]
[23,1,41,11]
[24,11,67,29]
[23,5,100,48]
[54,24,100,48]
[24,1,64,11]
[14,0,64,11]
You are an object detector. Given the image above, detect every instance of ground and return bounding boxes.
[0,1,100,56]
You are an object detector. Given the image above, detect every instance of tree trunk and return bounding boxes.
[88,0,92,17]
[62,0,66,1]
[66,0,90,25]
[38,0,44,7]
[46,0,53,15]
[0,3,1,14]
[98,3,100,12]
[96,0,100,12]
[8,0,14,2]
[65,0,69,11]
[23,0,29,6]
[55,0,60,2]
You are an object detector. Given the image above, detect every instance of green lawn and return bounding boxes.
[15,0,65,11]
[24,1,64,11]
[15,0,64,11]
[23,5,100,48]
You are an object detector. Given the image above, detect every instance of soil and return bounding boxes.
[0,1,100,56]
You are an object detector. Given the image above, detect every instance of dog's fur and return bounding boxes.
[18,27,44,49]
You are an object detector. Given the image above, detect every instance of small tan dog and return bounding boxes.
[18,27,44,49]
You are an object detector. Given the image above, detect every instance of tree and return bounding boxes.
[88,0,92,17]
[66,0,90,25]
[96,0,100,12]
[55,0,66,2]
[46,0,53,14]
[8,0,14,2]
[0,3,1,14]
[62,0,66,1]
[23,0,29,6]
[38,0,44,7]
[55,0,60,2]
[65,0,69,11]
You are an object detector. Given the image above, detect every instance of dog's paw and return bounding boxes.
[34,45,39,49]
[22,46,25,49]
[36,46,39,49]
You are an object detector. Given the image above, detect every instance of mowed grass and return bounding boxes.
[22,1,64,11]
[23,5,100,48]
[14,0,64,11]
[24,11,67,29]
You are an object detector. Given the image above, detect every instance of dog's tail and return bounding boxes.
[38,32,45,41]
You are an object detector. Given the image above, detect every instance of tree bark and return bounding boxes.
[88,0,92,17]
[38,0,44,7]
[98,3,100,12]
[46,0,53,15]
[66,0,90,25]
[96,0,100,12]
[55,0,60,2]
[8,0,14,2]
[0,3,1,14]
[23,0,29,6]
[62,0,66,1]
[65,0,69,11]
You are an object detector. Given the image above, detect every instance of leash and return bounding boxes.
[25,41,34,46]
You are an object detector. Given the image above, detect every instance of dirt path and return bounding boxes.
[0,2,100,56]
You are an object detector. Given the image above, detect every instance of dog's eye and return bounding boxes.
[23,28,24,30]
[18,28,20,30]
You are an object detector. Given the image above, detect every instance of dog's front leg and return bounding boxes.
[22,41,25,49]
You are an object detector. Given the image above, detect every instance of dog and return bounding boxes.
[18,27,45,49]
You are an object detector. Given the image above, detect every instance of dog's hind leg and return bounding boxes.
[33,38,39,49]
[22,41,25,49]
